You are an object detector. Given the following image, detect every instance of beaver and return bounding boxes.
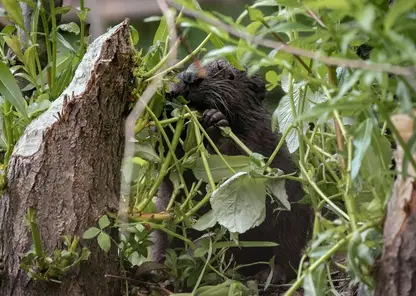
[151,59,313,284]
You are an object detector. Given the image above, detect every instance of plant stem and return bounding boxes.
[27,208,44,258]
[193,120,216,190]
[146,221,197,250]
[144,112,196,128]
[143,39,181,78]
[78,0,87,59]
[182,191,211,221]
[299,162,349,221]
[3,99,14,164]
[39,7,52,86]
[284,222,376,296]
[343,137,358,231]
[303,137,340,183]
[136,110,185,212]
[48,0,57,91]
[145,33,212,81]
[265,124,293,168]
[184,105,236,175]
[145,106,190,196]
[219,127,252,156]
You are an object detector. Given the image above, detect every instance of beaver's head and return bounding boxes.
[169,60,266,117]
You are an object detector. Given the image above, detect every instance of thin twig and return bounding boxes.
[306,8,326,28]
[105,274,173,295]
[167,1,416,77]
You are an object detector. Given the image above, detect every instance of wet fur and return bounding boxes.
[151,60,312,283]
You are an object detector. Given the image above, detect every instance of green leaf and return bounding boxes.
[247,7,264,22]
[130,25,139,46]
[23,44,38,77]
[385,0,416,31]
[0,25,15,49]
[98,215,111,229]
[193,210,218,231]
[28,99,51,117]
[266,70,279,85]
[97,232,111,253]
[80,248,91,261]
[357,5,375,32]
[55,6,73,15]
[273,78,313,153]
[58,22,80,35]
[204,46,238,61]
[56,32,76,53]
[192,155,251,183]
[210,172,267,233]
[351,119,373,179]
[30,0,40,43]
[143,16,162,23]
[136,142,160,163]
[305,0,350,10]
[128,251,142,266]
[0,61,28,118]
[153,16,168,45]
[82,227,101,239]
[183,122,197,152]
[4,35,24,62]
[193,247,208,258]
[2,0,25,29]
[77,7,90,22]
[303,265,327,296]
[266,179,290,210]
[52,58,74,98]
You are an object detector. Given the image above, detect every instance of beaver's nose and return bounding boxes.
[180,63,206,84]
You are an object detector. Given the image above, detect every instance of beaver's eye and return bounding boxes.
[227,73,234,80]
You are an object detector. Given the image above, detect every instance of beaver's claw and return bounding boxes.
[202,109,229,138]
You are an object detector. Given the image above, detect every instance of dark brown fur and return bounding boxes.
[151,60,312,283]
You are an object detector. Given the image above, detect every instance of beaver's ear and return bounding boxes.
[249,74,266,101]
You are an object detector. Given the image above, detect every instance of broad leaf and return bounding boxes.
[193,210,217,231]
[82,227,101,239]
[98,215,111,229]
[97,232,111,253]
[210,172,267,233]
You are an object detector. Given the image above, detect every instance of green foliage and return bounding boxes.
[2,0,415,294]
[0,0,89,169]
[122,0,416,294]
[83,215,113,253]
[21,208,90,282]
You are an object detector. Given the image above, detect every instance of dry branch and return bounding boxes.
[0,19,134,296]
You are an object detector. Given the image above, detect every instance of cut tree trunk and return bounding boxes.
[375,113,416,296]
[0,19,134,296]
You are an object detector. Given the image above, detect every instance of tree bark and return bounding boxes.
[0,19,133,296]
[375,113,416,296]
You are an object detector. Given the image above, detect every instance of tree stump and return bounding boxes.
[0,19,134,296]
[375,113,416,296]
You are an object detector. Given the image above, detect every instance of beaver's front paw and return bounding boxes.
[202,109,229,139]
